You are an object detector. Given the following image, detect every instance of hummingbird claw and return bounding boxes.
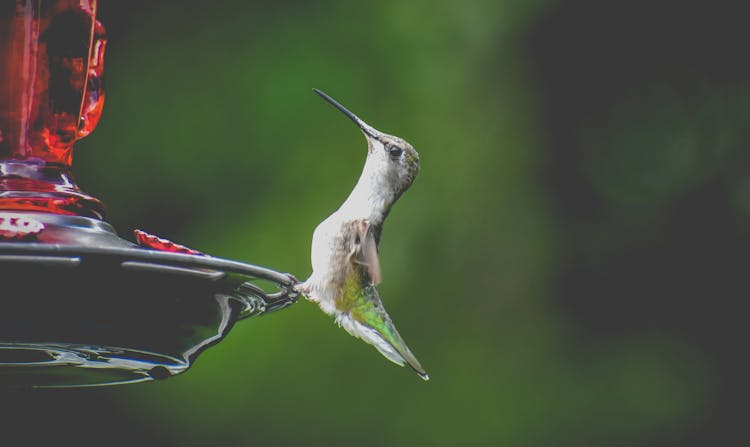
[285,272,300,285]
[291,276,314,301]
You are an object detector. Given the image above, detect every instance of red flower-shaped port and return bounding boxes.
[134,229,204,256]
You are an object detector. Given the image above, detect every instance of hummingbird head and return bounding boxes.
[314,89,420,197]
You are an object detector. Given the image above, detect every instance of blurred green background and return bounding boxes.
[5,0,749,445]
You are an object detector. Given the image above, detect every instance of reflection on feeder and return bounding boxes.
[0,1,298,388]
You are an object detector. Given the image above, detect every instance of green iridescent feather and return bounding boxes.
[336,264,428,380]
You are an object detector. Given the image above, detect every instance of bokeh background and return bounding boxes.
[3,0,749,445]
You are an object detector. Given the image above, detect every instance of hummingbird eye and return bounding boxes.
[388,146,403,158]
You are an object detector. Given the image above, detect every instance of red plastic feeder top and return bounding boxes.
[0,0,106,218]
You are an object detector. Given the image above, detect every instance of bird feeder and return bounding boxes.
[0,0,297,388]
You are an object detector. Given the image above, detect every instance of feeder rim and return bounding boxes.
[0,242,297,288]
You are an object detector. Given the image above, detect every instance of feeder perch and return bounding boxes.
[0,0,297,388]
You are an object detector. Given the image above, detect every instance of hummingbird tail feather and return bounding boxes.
[335,309,429,381]
[336,313,406,367]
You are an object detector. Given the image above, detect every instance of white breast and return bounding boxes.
[309,215,341,274]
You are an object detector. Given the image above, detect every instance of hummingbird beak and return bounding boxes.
[313,89,382,141]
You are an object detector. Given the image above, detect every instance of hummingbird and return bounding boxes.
[296,89,428,380]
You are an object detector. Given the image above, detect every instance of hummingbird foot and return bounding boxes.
[292,280,317,303]
[285,272,300,286]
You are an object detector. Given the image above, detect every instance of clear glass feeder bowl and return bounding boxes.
[0,213,298,388]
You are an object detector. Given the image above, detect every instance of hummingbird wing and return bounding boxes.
[354,220,382,286]
[336,281,428,380]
